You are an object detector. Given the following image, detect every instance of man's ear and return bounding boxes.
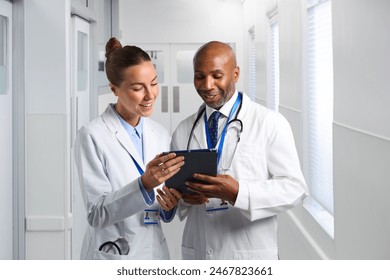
[234,66,240,83]
[109,83,117,96]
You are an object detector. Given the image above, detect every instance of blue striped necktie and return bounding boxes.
[209,111,221,148]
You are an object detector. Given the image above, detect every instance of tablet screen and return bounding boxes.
[164,149,218,194]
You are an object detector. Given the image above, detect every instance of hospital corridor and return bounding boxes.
[0,0,389,261]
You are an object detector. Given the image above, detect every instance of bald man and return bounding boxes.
[170,41,308,260]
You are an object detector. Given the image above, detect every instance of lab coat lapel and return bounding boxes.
[102,104,146,170]
[239,92,250,120]
[142,118,157,165]
[115,128,145,170]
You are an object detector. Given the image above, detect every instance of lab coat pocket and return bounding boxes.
[92,249,128,260]
[181,246,195,260]
[234,143,266,180]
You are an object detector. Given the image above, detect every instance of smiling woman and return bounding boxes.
[73,37,185,260]
[110,60,158,126]
[104,38,161,126]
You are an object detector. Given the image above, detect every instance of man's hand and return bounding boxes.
[184,173,239,205]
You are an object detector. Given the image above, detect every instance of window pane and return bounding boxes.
[248,27,256,101]
[177,50,196,83]
[307,0,334,215]
[147,50,164,83]
[270,21,279,111]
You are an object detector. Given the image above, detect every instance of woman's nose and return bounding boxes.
[144,85,158,100]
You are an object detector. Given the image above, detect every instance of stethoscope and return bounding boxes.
[98,237,130,255]
[186,92,244,156]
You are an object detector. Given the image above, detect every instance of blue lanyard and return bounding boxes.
[130,155,144,175]
[204,93,242,163]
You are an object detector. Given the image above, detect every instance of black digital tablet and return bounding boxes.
[164,149,218,194]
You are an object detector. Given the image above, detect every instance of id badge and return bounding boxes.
[144,208,159,225]
[206,198,229,213]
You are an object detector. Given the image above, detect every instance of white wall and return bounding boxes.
[331,0,390,259]
[118,0,243,44]
[25,0,72,259]
[118,0,245,90]
[243,0,390,259]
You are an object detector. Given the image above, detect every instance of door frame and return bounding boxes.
[10,0,26,259]
[70,15,91,259]
[0,0,14,260]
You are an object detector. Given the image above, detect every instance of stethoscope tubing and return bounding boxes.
[99,241,122,255]
[187,92,243,150]
[186,106,206,150]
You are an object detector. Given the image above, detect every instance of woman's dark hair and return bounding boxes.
[105,37,151,86]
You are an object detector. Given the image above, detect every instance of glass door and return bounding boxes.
[136,44,171,132]
[169,44,203,132]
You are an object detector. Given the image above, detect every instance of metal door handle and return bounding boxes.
[173,86,180,113]
[161,86,168,113]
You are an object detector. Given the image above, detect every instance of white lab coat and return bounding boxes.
[171,92,309,260]
[75,104,171,260]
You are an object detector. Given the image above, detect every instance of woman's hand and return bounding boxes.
[156,186,182,211]
[141,153,185,192]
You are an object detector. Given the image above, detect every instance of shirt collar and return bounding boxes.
[205,90,238,120]
[114,107,144,138]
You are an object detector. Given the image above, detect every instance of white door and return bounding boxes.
[71,15,90,259]
[169,44,204,132]
[0,0,13,260]
[138,43,203,134]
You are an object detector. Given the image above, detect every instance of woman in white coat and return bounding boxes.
[75,38,184,260]
[171,41,308,260]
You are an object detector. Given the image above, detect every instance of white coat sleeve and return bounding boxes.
[234,112,309,221]
[75,127,148,229]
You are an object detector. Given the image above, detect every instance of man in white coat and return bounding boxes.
[171,41,309,260]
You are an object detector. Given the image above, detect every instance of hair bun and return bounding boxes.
[105,37,122,59]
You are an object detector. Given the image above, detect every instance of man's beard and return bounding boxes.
[198,83,235,109]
